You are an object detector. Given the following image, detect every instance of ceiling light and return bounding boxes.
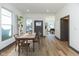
[46,9,49,12]
[26,9,30,12]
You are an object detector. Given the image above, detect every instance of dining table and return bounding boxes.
[16,33,36,55]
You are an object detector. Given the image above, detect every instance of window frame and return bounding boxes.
[26,19,33,32]
[1,7,13,41]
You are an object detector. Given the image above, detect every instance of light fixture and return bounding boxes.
[46,9,49,13]
[26,9,30,12]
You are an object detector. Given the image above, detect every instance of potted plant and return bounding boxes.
[17,16,24,35]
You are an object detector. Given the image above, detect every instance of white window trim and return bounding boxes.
[0,7,13,41]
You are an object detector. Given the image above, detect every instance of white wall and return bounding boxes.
[24,13,55,36]
[0,3,22,50]
[55,3,79,51]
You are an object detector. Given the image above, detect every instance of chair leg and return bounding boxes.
[25,46,29,56]
[39,40,40,49]
[18,46,20,56]
[15,42,17,51]
[27,47,29,56]
[33,42,35,52]
[15,44,16,51]
[0,51,1,56]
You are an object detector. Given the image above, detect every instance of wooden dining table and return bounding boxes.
[16,33,36,55]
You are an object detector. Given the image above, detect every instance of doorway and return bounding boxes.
[34,20,43,36]
[60,15,69,42]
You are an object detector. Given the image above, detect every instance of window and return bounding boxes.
[26,19,32,32]
[45,16,55,31]
[1,8,12,41]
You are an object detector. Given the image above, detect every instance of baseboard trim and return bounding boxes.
[0,41,15,54]
[69,45,79,53]
[55,36,79,53]
[55,36,60,40]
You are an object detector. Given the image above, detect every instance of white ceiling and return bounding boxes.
[11,3,66,14]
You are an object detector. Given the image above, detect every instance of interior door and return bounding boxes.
[34,20,43,36]
[60,16,69,41]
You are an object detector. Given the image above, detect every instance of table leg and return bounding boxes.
[18,45,20,56]
[0,50,1,55]
[33,40,35,52]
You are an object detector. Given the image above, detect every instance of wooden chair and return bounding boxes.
[14,34,19,51]
[33,32,41,49]
[14,34,30,56]
[17,39,30,56]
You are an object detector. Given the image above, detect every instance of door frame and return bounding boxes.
[34,20,43,36]
[60,15,70,44]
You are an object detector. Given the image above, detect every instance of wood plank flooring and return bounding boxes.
[0,33,79,56]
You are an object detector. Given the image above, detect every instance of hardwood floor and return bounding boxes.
[0,33,79,56]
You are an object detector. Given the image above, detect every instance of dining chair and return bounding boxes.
[14,34,30,56]
[33,32,41,49]
[18,39,30,56]
[14,34,19,51]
